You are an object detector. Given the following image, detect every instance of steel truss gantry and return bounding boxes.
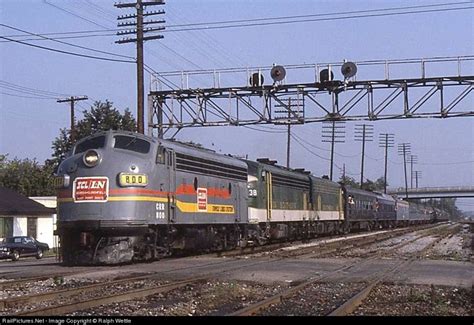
[149,75,473,137]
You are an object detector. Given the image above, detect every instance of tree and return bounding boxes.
[363,176,387,191]
[339,175,359,187]
[339,175,387,192]
[49,100,136,169]
[426,198,462,220]
[0,156,56,196]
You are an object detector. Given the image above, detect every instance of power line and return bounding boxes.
[290,134,330,161]
[0,80,71,97]
[242,125,286,134]
[0,23,135,60]
[0,92,57,100]
[3,3,472,40]
[164,1,473,28]
[0,35,135,63]
[0,33,117,43]
[43,0,111,29]
[292,132,360,158]
[162,6,474,33]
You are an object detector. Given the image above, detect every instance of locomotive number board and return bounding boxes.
[119,173,148,187]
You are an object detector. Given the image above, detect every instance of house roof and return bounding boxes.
[0,187,55,216]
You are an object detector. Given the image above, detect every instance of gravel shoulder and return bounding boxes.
[351,283,472,316]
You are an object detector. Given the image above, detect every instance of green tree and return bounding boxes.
[339,175,387,192]
[363,176,387,191]
[426,198,462,220]
[339,175,359,187]
[49,100,136,168]
[0,156,56,196]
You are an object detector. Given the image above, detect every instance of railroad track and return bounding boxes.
[216,222,443,259]
[0,271,86,290]
[228,223,459,316]
[1,222,454,316]
[4,255,283,316]
[262,222,449,260]
[328,223,460,316]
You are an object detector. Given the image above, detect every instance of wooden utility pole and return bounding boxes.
[322,121,345,181]
[398,143,411,199]
[379,133,395,193]
[286,99,291,168]
[355,124,374,189]
[413,170,422,188]
[57,96,88,143]
[408,154,418,188]
[115,0,165,134]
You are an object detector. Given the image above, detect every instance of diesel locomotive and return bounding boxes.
[54,130,441,265]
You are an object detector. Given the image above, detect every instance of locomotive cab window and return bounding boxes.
[114,135,150,154]
[156,146,165,164]
[75,136,106,155]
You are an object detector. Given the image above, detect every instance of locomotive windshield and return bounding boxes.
[113,135,150,154]
[74,136,106,155]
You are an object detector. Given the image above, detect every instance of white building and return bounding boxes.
[0,188,56,248]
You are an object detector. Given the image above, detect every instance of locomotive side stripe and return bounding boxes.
[93,185,230,198]
[58,196,235,214]
[176,201,235,214]
[109,189,168,196]
[108,196,168,202]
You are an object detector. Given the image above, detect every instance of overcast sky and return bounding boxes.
[0,0,473,211]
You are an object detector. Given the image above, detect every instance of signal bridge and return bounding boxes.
[147,55,473,138]
[388,186,474,199]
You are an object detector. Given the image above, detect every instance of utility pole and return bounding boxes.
[286,113,291,168]
[115,0,165,135]
[407,154,418,188]
[378,133,395,193]
[322,121,345,181]
[274,97,299,169]
[57,96,88,143]
[355,124,374,189]
[397,143,411,199]
[413,170,422,188]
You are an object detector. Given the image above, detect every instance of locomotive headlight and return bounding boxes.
[83,150,101,168]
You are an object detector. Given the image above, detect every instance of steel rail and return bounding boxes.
[327,224,461,316]
[229,222,455,316]
[16,277,208,316]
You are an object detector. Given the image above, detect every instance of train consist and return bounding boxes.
[55,130,449,265]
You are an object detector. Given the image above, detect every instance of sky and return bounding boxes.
[0,0,473,211]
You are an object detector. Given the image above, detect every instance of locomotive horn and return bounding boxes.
[270,65,286,82]
[341,61,358,79]
[249,72,264,87]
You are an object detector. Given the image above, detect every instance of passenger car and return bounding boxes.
[0,236,49,261]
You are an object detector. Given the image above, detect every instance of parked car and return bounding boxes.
[0,236,49,261]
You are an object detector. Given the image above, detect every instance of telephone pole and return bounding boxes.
[57,96,88,143]
[115,0,165,134]
[397,143,411,199]
[378,133,395,193]
[355,124,374,189]
[413,170,422,188]
[407,154,418,188]
[286,117,291,168]
[322,121,345,181]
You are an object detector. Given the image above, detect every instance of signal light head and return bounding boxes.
[270,65,286,82]
[249,72,264,87]
[341,61,358,79]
